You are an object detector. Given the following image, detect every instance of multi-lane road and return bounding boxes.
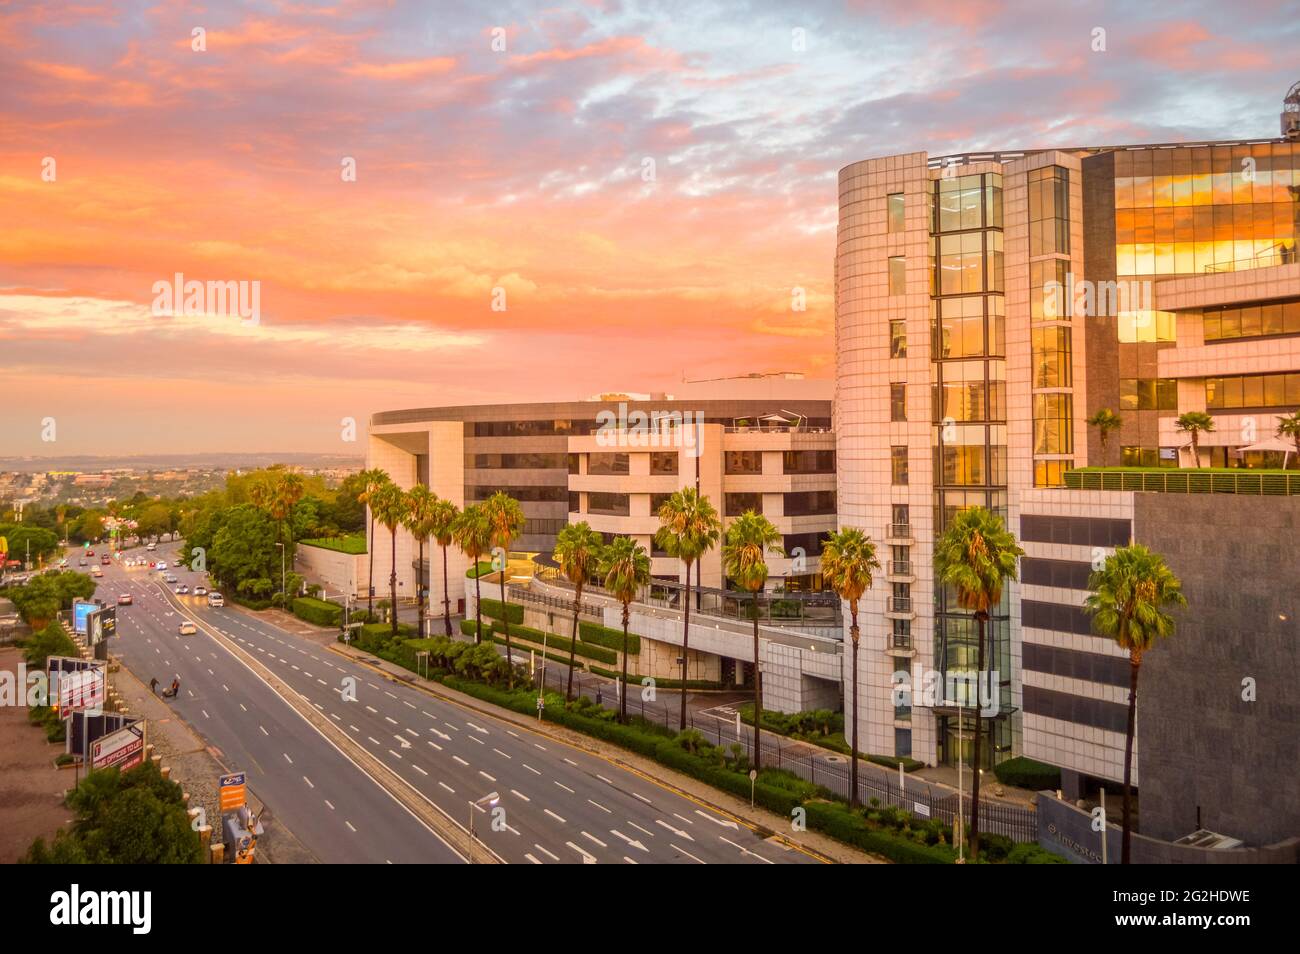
[86,546,821,865]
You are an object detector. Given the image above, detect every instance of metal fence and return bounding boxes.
[532,663,1038,843]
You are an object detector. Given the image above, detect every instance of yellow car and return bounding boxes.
[178,621,198,636]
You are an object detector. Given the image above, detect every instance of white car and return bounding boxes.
[155,561,168,570]
[164,574,178,584]
[207,592,224,608]
[178,620,197,635]
[176,585,190,595]
[194,585,207,596]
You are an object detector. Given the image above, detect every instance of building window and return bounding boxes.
[567,453,580,475]
[889,255,906,296]
[782,532,825,558]
[1031,326,1073,388]
[1203,300,1300,342]
[1117,310,1177,343]
[469,452,568,470]
[587,453,629,475]
[782,490,836,516]
[781,450,835,474]
[890,320,908,358]
[1033,459,1074,488]
[891,446,909,485]
[649,451,678,475]
[890,383,907,422]
[1119,378,1178,411]
[724,451,764,475]
[1206,372,1300,409]
[1032,393,1074,455]
[587,492,630,516]
[568,491,580,513]
[650,492,673,516]
[725,492,762,517]
[1028,165,1070,256]
[887,192,905,233]
[469,485,566,502]
[1030,259,1069,321]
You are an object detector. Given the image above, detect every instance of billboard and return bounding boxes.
[57,667,105,713]
[90,722,145,772]
[46,656,104,713]
[65,710,135,759]
[72,600,98,636]
[219,772,248,812]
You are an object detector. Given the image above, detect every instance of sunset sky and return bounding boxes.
[2,0,1297,456]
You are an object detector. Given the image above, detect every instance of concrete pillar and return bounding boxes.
[209,843,224,865]
[160,765,171,780]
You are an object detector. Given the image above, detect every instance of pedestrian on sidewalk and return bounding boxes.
[149,677,158,694]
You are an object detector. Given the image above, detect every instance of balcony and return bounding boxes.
[888,596,913,614]
[885,633,916,659]
[1064,467,1300,495]
[885,523,914,543]
[889,560,913,577]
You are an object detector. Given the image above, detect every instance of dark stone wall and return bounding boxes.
[1081,151,1118,466]
[1134,493,1300,846]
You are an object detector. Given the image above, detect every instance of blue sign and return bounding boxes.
[73,600,98,636]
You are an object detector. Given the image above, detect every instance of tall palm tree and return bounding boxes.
[552,521,606,701]
[452,505,493,644]
[356,468,391,616]
[721,511,783,770]
[820,527,880,807]
[1276,411,1300,467]
[369,482,409,639]
[654,487,721,730]
[402,485,439,640]
[1175,411,1215,468]
[600,536,651,723]
[273,472,306,595]
[429,498,460,636]
[933,506,1023,862]
[1086,408,1123,467]
[1084,544,1185,864]
[482,492,526,688]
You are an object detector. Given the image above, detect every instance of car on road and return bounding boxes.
[175,585,190,595]
[155,561,167,570]
[118,594,132,605]
[101,556,111,565]
[178,620,197,635]
[78,559,88,567]
[90,567,103,578]
[86,550,95,557]
[146,543,156,552]
[194,585,207,596]
[207,592,224,608]
[163,573,178,584]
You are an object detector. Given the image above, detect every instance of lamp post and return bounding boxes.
[467,791,499,864]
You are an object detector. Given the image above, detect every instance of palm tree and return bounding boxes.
[402,486,439,640]
[933,506,1023,862]
[1276,411,1300,467]
[429,498,460,636]
[600,536,651,723]
[721,511,783,771]
[1175,411,1215,468]
[273,472,305,597]
[369,482,408,639]
[482,492,526,688]
[1084,544,1185,864]
[820,527,880,807]
[1086,408,1123,467]
[654,487,721,730]
[452,506,493,644]
[356,468,391,616]
[552,522,606,701]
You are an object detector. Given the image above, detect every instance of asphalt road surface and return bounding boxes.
[87,546,820,865]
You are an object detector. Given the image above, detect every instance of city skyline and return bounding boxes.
[4,1,1298,454]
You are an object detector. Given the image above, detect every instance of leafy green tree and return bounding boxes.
[552,521,605,700]
[136,502,172,542]
[1275,411,1300,465]
[24,760,203,864]
[820,527,881,806]
[72,511,106,543]
[453,505,493,644]
[599,536,651,723]
[933,506,1023,862]
[1084,544,1185,863]
[722,511,783,769]
[0,525,60,567]
[655,488,721,729]
[482,492,526,688]
[1175,411,1215,468]
[209,505,279,593]
[330,473,369,532]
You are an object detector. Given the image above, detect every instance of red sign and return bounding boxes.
[90,724,145,771]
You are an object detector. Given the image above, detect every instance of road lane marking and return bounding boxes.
[555,782,575,794]
[510,789,530,802]
[581,831,607,848]
[544,809,566,823]
[588,799,612,814]
[283,752,293,764]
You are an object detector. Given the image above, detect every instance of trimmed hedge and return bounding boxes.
[578,620,640,655]
[291,596,343,627]
[489,621,617,665]
[460,619,484,638]
[994,756,1061,792]
[480,598,523,624]
[301,534,366,555]
[587,666,724,691]
[465,561,496,579]
[229,594,274,610]
[867,754,927,773]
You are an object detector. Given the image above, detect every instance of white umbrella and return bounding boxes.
[1231,436,1296,469]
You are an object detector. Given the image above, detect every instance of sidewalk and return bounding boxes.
[332,642,884,864]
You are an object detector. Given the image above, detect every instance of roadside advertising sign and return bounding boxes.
[219,771,248,812]
[91,722,145,771]
[72,599,97,636]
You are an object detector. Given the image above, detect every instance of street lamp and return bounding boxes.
[467,791,499,864]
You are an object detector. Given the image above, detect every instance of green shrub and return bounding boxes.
[585,666,723,690]
[578,620,640,655]
[460,619,485,638]
[866,754,926,773]
[465,561,496,579]
[291,596,343,627]
[994,756,1061,791]
[301,534,366,555]
[20,621,79,668]
[1006,842,1069,864]
[480,598,523,624]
